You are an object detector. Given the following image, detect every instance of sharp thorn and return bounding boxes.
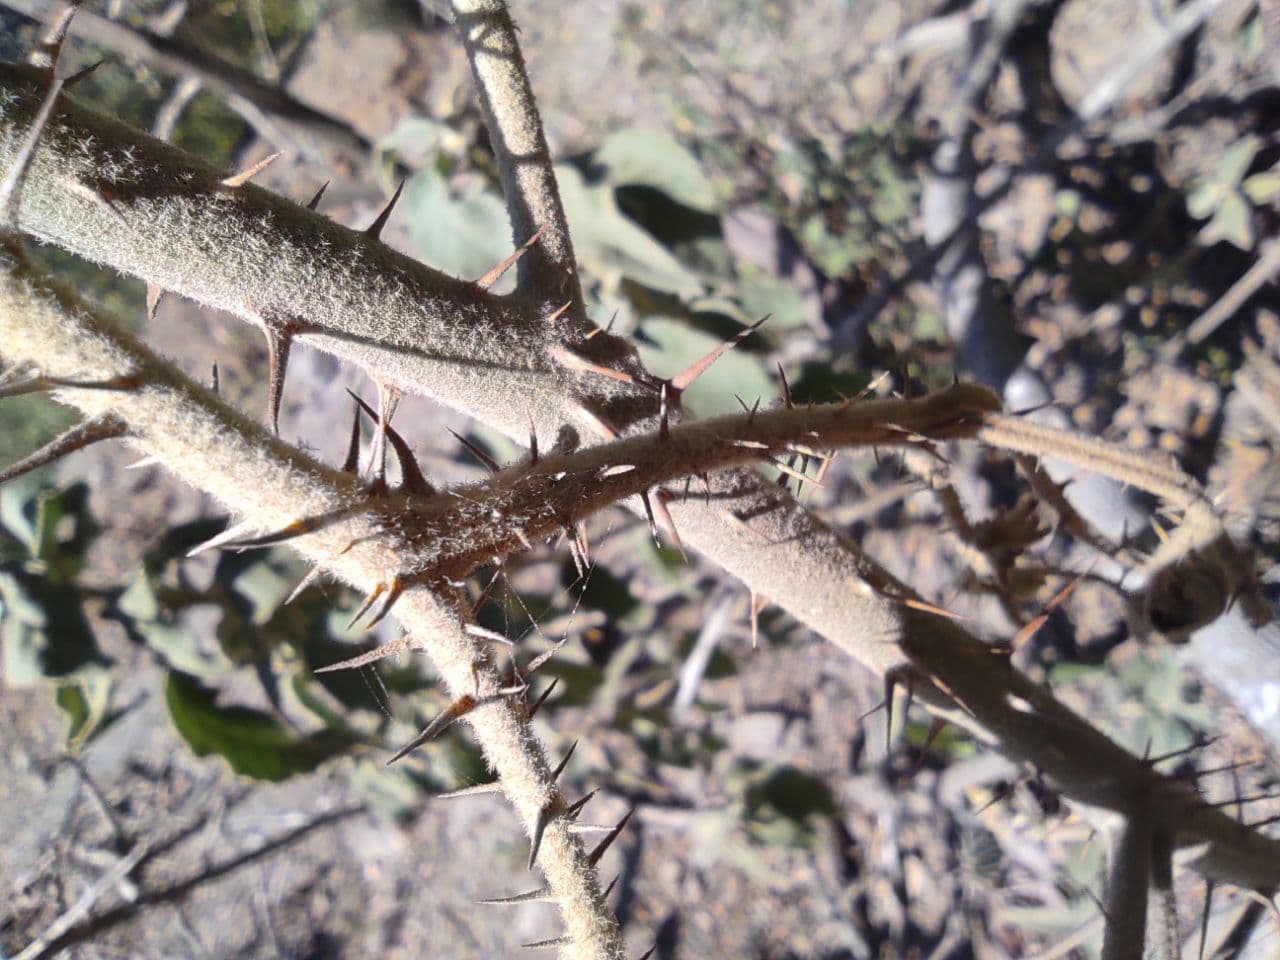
[186,518,261,556]
[221,151,283,189]
[546,301,573,324]
[650,490,687,561]
[522,937,572,950]
[528,802,555,869]
[777,362,793,408]
[363,577,404,630]
[551,344,637,384]
[263,322,294,435]
[305,180,329,211]
[342,400,363,474]
[436,781,502,800]
[62,57,105,88]
[284,566,324,606]
[670,316,766,392]
[387,694,479,764]
[347,582,388,630]
[124,455,159,471]
[639,489,659,541]
[478,886,555,906]
[528,422,539,465]
[464,622,515,647]
[346,390,432,494]
[1199,878,1214,960]
[475,227,543,289]
[520,640,567,680]
[550,740,578,782]
[749,591,768,649]
[526,678,559,720]
[586,809,634,866]
[637,948,656,960]
[314,634,412,674]
[364,178,405,239]
[0,415,126,485]
[602,875,619,900]
[0,374,136,400]
[564,789,598,821]
[449,429,500,474]
[210,361,219,395]
[659,382,671,440]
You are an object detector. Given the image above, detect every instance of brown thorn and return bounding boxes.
[602,875,619,900]
[670,316,767,392]
[61,58,105,89]
[1011,573,1084,651]
[263,322,294,435]
[283,566,324,606]
[346,390,432,494]
[902,596,972,623]
[0,415,126,486]
[564,789,598,820]
[342,400,363,474]
[650,489,688,561]
[475,227,543,289]
[362,577,404,630]
[210,361,219,396]
[526,678,559,720]
[749,591,769,649]
[220,151,283,189]
[639,489,660,542]
[528,421,539,465]
[364,178,405,239]
[477,886,555,906]
[305,180,329,211]
[387,694,479,764]
[659,382,671,440]
[314,634,413,674]
[637,949,656,960]
[768,456,818,488]
[546,301,573,324]
[346,583,387,631]
[1198,878,1214,960]
[586,809,634,867]
[522,937,572,950]
[776,362,793,408]
[550,740,578,783]
[911,717,948,775]
[449,429,501,474]
[550,344,637,385]
[528,802,556,869]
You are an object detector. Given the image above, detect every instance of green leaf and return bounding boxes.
[594,128,717,213]
[403,167,513,282]
[0,571,107,684]
[557,165,702,298]
[165,671,359,781]
[635,317,774,418]
[55,668,113,752]
[375,115,455,176]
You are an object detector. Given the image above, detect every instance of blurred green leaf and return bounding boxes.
[404,167,513,282]
[165,671,359,781]
[55,668,113,752]
[558,165,702,298]
[1199,189,1255,250]
[595,128,717,213]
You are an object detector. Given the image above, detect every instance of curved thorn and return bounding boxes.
[346,390,432,494]
[221,151,283,189]
[475,227,543,289]
[0,415,126,485]
[586,809,634,867]
[670,316,766,392]
[449,429,500,474]
[305,180,330,211]
[387,694,479,764]
[364,178,405,239]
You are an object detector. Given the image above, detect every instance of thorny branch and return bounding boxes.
[2,2,1279,957]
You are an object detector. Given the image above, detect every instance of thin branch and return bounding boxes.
[449,0,582,311]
